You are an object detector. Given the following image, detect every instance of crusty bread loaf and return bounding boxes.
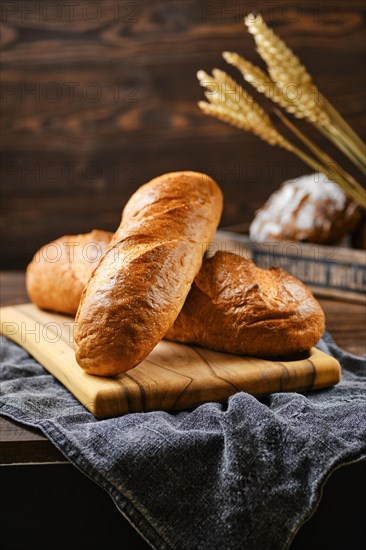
[165,251,325,356]
[249,173,361,244]
[26,230,112,315]
[74,171,223,376]
[27,230,323,361]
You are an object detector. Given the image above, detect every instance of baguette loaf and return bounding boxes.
[26,230,112,315]
[26,233,323,360]
[74,171,223,376]
[165,251,325,356]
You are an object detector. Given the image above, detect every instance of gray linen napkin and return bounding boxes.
[0,332,365,550]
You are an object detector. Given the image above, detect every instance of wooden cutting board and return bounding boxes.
[0,304,341,418]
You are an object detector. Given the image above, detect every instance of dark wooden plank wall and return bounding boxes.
[1,0,365,268]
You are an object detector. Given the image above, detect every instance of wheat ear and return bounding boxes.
[244,14,328,125]
[197,70,288,146]
[197,68,364,206]
[244,13,366,172]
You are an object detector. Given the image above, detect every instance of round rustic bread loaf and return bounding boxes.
[249,173,361,244]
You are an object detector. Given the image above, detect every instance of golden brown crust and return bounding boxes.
[27,228,323,361]
[26,230,112,315]
[74,172,223,376]
[165,251,325,357]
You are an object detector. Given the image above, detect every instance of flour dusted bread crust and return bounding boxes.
[74,172,223,376]
[26,230,112,315]
[249,173,361,244]
[165,251,325,357]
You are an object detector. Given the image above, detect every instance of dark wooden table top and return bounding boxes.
[1,270,365,464]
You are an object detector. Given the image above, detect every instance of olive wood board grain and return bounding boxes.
[0,304,341,419]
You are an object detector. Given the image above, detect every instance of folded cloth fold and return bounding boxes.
[0,332,365,550]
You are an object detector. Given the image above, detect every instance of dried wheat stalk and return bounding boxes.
[244,14,328,125]
[223,48,365,176]
[196,69,355,196]
[244,14,366,173]
[197,13,366,208]
[223,52,291,111]
[197,70,288,147]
